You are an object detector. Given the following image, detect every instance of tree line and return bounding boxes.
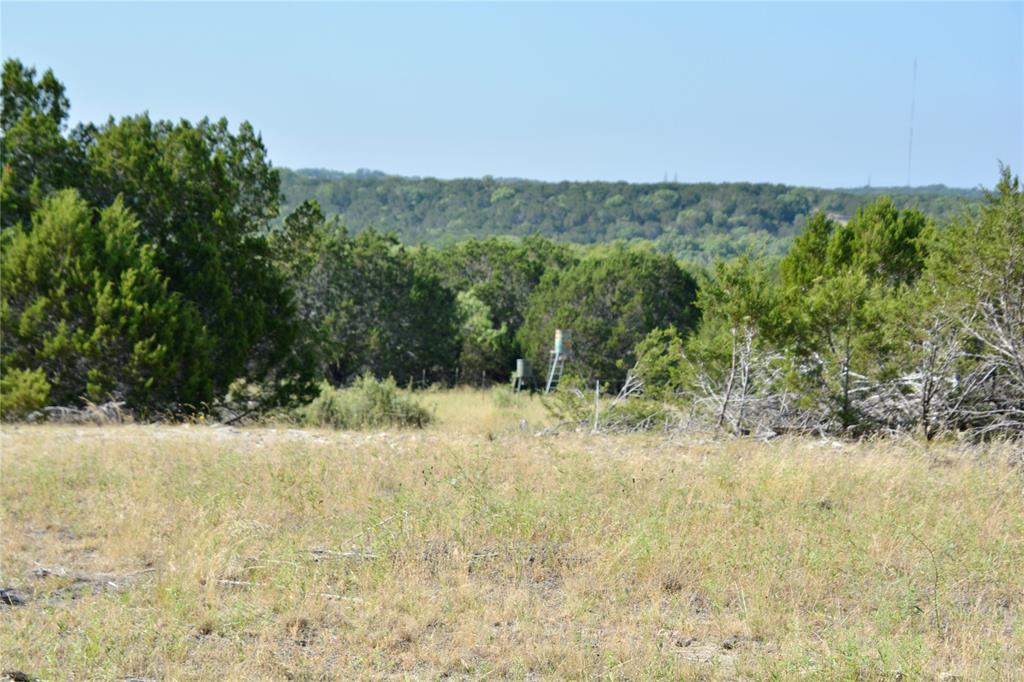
[579,178,1022,439]
[2,60,1020,438]
[279,168,982,266]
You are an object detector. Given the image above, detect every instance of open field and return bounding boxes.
[1,403,1022,680]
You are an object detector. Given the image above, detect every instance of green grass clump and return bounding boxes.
[298,375,431,429]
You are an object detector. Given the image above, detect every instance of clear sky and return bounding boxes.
[2,2,1021,188]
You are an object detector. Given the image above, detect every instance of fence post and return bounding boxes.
[593,380,600,432]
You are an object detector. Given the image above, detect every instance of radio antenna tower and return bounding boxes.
[906,58,917,187]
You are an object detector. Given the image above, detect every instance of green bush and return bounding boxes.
[1,190,214,414]
[298,375,432,429]
[0,367,51,420]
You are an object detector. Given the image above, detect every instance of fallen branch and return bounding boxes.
[306,548,379,561]
[217,579,362,602]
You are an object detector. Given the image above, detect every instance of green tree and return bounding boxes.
[76,115,307,400]
[1,59,86,230]
[631,327,688,401]
[833,197,931,286]
[270,199,327,284]
[680,256,785,430]
[331,230,459,385]
[455,290,507,385]
[1,190,213,415]
[277,168,977,265]
[519,245,699,386]
[777,199,933,430]
[2,60,317,410]
[421,235,575,380]
[272,208,460,386]
[0,368,50,419]
[923,165,1024,435]
[779,211,834,293]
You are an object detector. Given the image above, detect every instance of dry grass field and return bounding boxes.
[1,391,1022,680]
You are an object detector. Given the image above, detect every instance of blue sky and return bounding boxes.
[2,2,1021,188]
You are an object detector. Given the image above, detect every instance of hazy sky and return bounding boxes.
[3,2,1021,188]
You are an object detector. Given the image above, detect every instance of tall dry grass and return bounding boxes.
[1,420,1021,679]
[422,385,551,435]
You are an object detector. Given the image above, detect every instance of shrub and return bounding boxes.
[0,367,51,420]
[1,190,214,414]
[298,375,432,429]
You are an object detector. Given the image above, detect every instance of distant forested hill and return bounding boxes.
[279,168,983,263]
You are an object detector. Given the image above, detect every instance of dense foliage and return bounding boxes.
[1,191,211,415]
[1,59,1018,439]
[588,169,1023,439]
[280,168,981,265]
[519,245,699,387]
[270,201,460,387]
[1,59,316,416]
[417,236,577,382]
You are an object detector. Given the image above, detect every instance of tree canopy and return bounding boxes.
[1,58,1019,439]
[519,245,700,387]
[1,59,316,415]
[1,190,212,415]
[279,168,980,265]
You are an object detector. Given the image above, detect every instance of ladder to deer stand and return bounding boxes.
[544,349,565,393]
